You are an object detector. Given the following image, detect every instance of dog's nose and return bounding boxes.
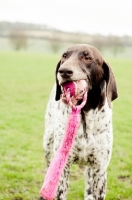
[59,69,73,78]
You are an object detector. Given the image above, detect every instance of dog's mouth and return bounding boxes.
[61,79,88,99]
[60,79,88,109]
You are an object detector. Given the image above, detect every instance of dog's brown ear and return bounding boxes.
[55,61,62,101]
[102,61,118,107]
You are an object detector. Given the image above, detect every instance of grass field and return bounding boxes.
[0,51,132,200]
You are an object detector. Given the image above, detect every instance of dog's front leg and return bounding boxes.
[84,167,107,200]
[56,160,72,200]
[84,166,94,200]
[93,168,107,200]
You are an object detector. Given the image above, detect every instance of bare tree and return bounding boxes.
[48,30,62,53]
[49,40,61,53]
[9,29,28,51]
[91,35,106,52]
[107,36,124,56]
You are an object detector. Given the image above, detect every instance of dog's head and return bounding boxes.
[55,44,118,111]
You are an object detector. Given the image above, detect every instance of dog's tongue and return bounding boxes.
[63,80,87,100]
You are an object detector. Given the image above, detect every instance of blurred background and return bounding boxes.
[0,0,132,57]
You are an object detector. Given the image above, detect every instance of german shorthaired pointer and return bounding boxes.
[41,44,118,200]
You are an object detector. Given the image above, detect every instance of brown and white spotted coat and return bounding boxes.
[41,44,118,200]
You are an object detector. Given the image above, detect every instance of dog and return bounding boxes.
[42,44,118,200]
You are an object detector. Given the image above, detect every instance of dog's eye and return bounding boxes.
[62,53,67,59]
[82,51,92,60]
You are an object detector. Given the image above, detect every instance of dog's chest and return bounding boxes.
[53,100,112,165]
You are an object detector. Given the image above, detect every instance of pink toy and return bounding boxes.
[40,80,87,200]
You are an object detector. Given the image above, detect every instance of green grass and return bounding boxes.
[0,51,132,200]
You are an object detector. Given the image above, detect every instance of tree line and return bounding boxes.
[0,21,132,55]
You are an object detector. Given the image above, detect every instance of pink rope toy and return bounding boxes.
[40,80,87,200]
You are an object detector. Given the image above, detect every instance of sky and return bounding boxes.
[0,0,132,36]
